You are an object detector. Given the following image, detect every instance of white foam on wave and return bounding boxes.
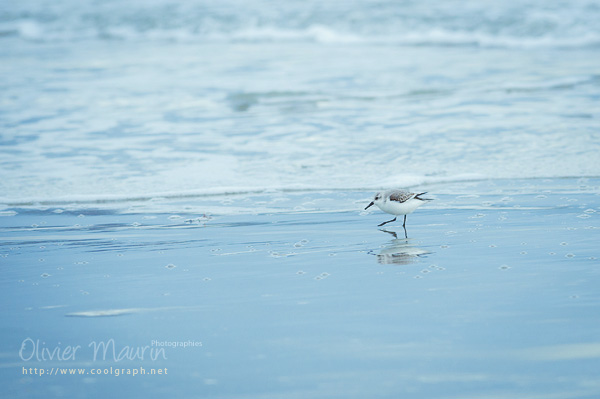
[226,25,364,44]
[6,21,600,49]
[0,174,484,208]
[389,29,600,49]
[221,26,600,49]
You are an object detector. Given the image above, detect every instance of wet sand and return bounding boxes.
[1,178,599,399]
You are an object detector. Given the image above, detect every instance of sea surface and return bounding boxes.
[1,0,600,207]
[1,1,600,398]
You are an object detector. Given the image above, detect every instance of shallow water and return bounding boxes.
[2,178,599,398]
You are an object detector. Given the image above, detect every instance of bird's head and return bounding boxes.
[365,192,383,210]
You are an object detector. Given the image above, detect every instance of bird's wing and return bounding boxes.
[388,190,415,203]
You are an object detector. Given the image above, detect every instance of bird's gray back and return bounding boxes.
[386,189,415,203]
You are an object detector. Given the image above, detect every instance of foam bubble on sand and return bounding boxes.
[65,305,207,317]
[66,308,140,317]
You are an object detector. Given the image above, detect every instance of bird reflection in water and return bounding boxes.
[372,229,432,265]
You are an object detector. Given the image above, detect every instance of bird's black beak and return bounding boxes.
[365,201,374,210]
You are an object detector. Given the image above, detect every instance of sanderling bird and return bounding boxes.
[365,189,432,228]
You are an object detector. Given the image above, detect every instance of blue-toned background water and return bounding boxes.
[1,0,599,208]
[2,2,600,399]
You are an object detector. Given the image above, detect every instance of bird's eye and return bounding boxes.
[375,196,380,200]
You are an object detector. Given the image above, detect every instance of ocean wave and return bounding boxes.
[212,26,600,48]
[0,174,484,208]
[3,20,600,49]
[499,75,600,93]
[3,0,600,49]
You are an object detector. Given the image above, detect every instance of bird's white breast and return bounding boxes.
[377,198,424,215]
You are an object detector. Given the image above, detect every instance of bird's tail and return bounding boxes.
[415,192,433,201]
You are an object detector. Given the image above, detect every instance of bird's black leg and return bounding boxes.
[402,215,407,228]
[378,217,396,227]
